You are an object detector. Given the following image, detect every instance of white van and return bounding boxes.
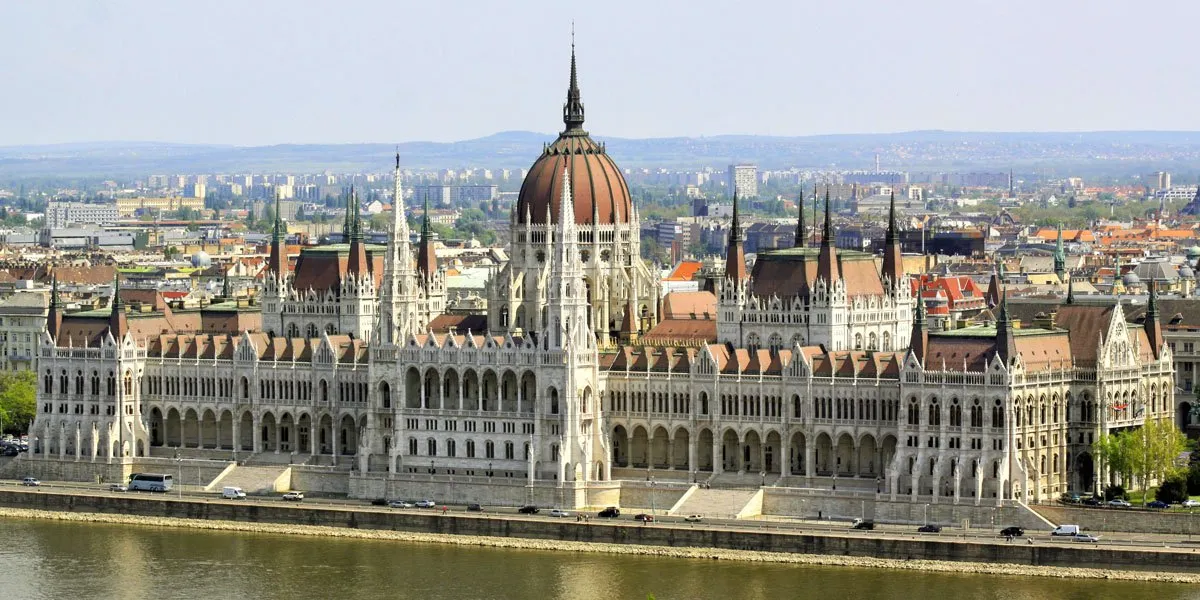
[222,486,247,500]
[1051,524,1080,536]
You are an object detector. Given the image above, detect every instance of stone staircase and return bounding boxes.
[670,487,761,519]
[207,465,291,495]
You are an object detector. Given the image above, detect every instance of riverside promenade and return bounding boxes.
[1,486,1199,581]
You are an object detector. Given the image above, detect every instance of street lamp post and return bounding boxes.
[924,503,929,526]
[649,478,656,516]
[760,471,766,488]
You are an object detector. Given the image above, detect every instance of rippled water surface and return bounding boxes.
[0,517,1198,600]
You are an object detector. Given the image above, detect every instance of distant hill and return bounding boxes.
[3,130,1200,178]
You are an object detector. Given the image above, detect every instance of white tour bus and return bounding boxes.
[128,473,173,492]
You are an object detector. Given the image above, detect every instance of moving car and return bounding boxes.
[549,509,571,518]
[21,477,39,487]
[917,524,941,533]
[109,483,128,492]
[415,500,436,508]
[851,518,874,530]
[1073,533,1100,543]
[388,500,414,508]
[1181,500,1200,508]
[1107,499,1132,508]
[222,486,247,500]
[634,514,655,523]
[999,526,1024,537]
[684,514,703,523]
[466,503,483,512]
[1051,525,1080,537]
[518,505,540,514]
[1146,500,1169,509]
[282,491,305,501]
[598,507,620,518]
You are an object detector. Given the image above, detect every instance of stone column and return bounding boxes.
[457,378,464,412]
[232,418,240,459]
[74,424,81,461]
[332,423,339,466]
[687,432,697,476]
[310,422,318,459]
[712,433,723,476]
[667,434,675,470]
[804,440,815,484]
[780,435,791,478]
[252,413,262,454]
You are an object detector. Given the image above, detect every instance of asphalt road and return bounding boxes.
[4,479,1200,553]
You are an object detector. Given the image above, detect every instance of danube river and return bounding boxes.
[0,517,1198,600]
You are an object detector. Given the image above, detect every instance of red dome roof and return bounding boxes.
[517,133,631,225]
[515,46,632,226]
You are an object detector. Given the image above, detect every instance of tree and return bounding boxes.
[1130,418,1187,504]
[0,371,36,434]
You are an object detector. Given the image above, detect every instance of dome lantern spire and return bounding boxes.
[563,27,585,133]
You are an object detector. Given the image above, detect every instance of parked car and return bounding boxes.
[222,486,247,500]
[518,505,540,514]
[282,492,305,502]
[1107,499,1132,508]
[634,514,655,523]
[598,507,620,518]
[109,483,128,492]
[370,498,388,506]
[1073,533,1100,543]
[415,500,436,508]
[1,447,17,457]
[1146,500,1169,509]
[21,477,39,487]
[684,514,703,523]
[549,509,571,518]
[466,503,483,512]
[917,524,941,533]
[851,518,874,530]
[1181,500,1200,508]
[1000,526,1025,537]
[1081,496,1102,506]
[388,500,414,508]
[1059,493,1081,504]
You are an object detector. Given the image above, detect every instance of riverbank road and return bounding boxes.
[4,478,1200,554]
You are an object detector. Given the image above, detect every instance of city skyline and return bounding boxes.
[3,0,1200,146]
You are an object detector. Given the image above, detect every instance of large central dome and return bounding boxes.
[516,49,632,226]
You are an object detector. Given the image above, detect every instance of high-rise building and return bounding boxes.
[728,164,758,198]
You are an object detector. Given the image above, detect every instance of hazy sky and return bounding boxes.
[2,0,1197,146]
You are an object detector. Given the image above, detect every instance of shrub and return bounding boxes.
[1187,463,1200,496]
[1103,485,1126,501]
[1157,476,1189,504]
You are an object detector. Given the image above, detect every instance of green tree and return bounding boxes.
[1130,418,1187,504]
[1093,431,1135,493]
[0,371,36,434]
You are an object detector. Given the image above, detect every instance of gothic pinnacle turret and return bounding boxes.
[1053,223,1066,282]
[794,185,806,248]
[725,191,747,281]
[268,193,287,279]
[1145,279,1164,359]
[417,191,436,284]
[881,190,903,287]
[816,189,839,284]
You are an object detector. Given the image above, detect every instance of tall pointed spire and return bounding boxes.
[816,188,839,284]
[343,186,353,241]
[108,270,128,341]
[1065,273,1075,304]
[416,191,436,282]
[910,288,928,366]
[1145,279,1164,359]
[794,186,806,248]
[268,193,287,279]
[1053,223,1066,282]
[347,186,369,278]
[47,274,63,341]
[881,190,903,287]
[562,26,585,132]
[725,191,747,281]
[996,287,1015,365]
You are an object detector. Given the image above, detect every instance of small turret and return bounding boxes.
[881,191,903,287]
[816,189,839,284]
[793,185,806,248]
[416,192,437,285]
[725,191,747,281]
[1145,279,1164,359]
[47,275,63,341]
[995,288,1015,365]
[108,271,128,341]
[910,291,928,367]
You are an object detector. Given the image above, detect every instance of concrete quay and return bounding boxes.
[1,487,1199,579]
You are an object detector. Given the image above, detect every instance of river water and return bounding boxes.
[0,517,1197,600]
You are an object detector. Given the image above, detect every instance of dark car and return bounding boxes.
[370,498,388,506]
[851,519,874,530]
[598,507,620,518]
[466,503,483,512]
[1146,500,1170,509]
[1081,496,1101,506]
[1,447,17,457]
[1000,526,1024,537]
[917,524,941,533]
[518,505,540,514]
[634,514,654,523]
